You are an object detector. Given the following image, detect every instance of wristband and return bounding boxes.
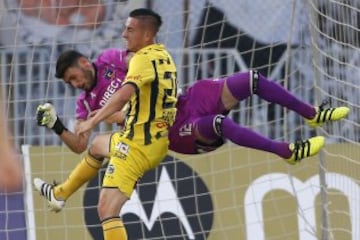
[52,118,68,135]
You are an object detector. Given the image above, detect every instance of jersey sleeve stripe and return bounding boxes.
[123,82,139,141]
[144,61,160,145]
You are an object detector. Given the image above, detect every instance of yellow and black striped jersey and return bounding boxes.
[122,44,177,145]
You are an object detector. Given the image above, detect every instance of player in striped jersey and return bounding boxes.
[76,8,177,240]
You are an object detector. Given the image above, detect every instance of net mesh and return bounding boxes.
[0,1,359,239]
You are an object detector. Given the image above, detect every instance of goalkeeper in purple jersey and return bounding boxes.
[36,48,132,153]
[34,48,133,212]
[169,70,350,163]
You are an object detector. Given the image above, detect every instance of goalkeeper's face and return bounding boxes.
[63,65,95,91]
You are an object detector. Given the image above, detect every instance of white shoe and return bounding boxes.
[33,178,65,213]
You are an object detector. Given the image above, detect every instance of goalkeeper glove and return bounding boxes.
[36,103,67,135]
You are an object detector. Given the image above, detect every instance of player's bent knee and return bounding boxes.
[88,144,106,160]
[88,134,111,159]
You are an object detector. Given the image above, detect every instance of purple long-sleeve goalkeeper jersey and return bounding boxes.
[75,48,128,120]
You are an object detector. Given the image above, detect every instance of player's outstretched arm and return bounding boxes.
[36,103,91,153]
[59,121,91,153]
[76,84,135,135]
[88,110,127,125]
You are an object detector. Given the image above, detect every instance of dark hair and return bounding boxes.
[129,8,162,32]
[55,50,85,78]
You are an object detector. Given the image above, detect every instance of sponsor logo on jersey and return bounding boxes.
[83,155,214,239]
[104,69,114,80]
[113,142,129,160]
[116,142,129,155]
[126,74,141,82]
[106,163,115,175]
[99,78,122,106]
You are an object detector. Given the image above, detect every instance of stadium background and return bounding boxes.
[0,0,359,239]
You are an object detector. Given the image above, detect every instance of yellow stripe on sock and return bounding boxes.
[103,221,124,231]
[85,153,103,169]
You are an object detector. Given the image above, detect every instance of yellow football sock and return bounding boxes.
[54,153,103,200]
[102,217,127,240]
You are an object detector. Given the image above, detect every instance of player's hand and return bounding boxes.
[75,119,95,136]
[36,103,58,128]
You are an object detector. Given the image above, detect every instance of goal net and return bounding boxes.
[0,0,359,240]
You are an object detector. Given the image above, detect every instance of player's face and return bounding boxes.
[122,17,148,52]
[63,65,95,91]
